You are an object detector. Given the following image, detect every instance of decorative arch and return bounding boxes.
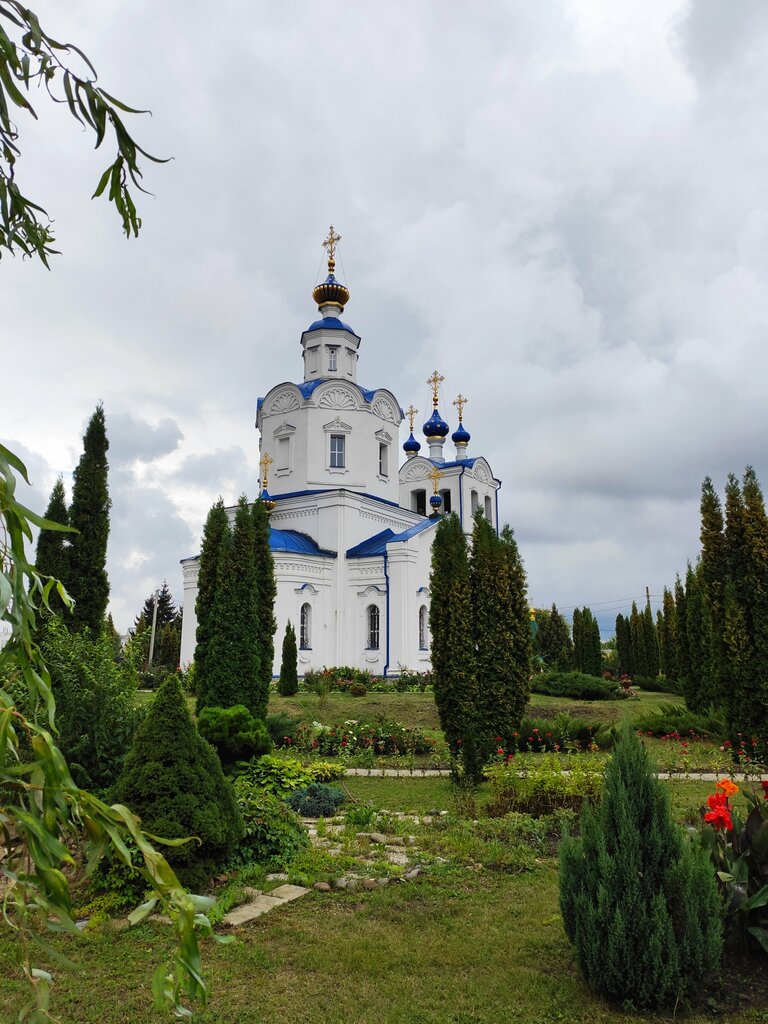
[317,384,358,411]
[266,387,301,416]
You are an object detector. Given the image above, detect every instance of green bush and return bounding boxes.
[484,753,605,817]
[506,712,615,753]
[349,681,367,697]
[303,666,373,693]
[531,670,624,701]
[278,621,298,696]
[233,754,345,797]
[265,711,303,747]
[38,618,143,790]
[633,674,683,695]
[229,782,309,868]
[111,675,243,891]
[287,783,346,817]
[196,704,272,767]
[559,727,723,1010]
[633,702,727,741]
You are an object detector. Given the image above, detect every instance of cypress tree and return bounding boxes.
[582,607,602,676]
[68,404,111,633]
[629,601,648,679]
[643,598,659,679]
[684,561,709,711]
[572,608,583,673]
[661,587,677,680]
[673,574,690,688]
[112,674,243,890]
[278,621,299,696]
[699,477,728,707]
[202,495,261,716]
[429,514,478,775]
[537,603,573,670]
[253,497,277,718]
[34,476,71,616]
[615,614,632,676]
[194,499,230,707]
[559,727,722,1009]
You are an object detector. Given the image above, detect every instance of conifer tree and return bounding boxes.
[572,608,583,673]
[536,603,573,670]
[684,561,709,711]
[278,621,299,696]
[112,674,243,890]
[68,404,111,633]
[201,496,261,716]
[499,524,533,719]
[429,514,478,774]
[615,614,632,676]
[629,601,648,678]
[135,580,177,633]
[580,607,602,676]
[34,476,71,615]
[642,598,659,679]
[252,497,276,718]
[559,727,722,1009]
[673,573,690,687]
[699,477,728,707]
[660,587,677,679]
[194,499,230,706]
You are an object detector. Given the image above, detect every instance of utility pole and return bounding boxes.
[148,589,159,668]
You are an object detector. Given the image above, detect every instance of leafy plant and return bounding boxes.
[196,704,272,767]
[229,783,309,869]
[559,727,723,1009]
[633,702,728,742]
[287,783,346,818]
[484,753,605,817]
[232,754,344,797]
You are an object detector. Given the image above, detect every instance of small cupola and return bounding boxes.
[422,369,449,463]
[451,393,470,458]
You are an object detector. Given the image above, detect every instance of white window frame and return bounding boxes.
[418,605,428,650]
[328,347,338,372]
[367,604,380,650]
[300,603,312,650]
[330,434,345,469]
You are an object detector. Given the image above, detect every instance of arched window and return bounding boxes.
[471,489,479,514]
[418,605,428,650]
[484,495,492,521]
[367,604,380,650]
[300,603,312,649]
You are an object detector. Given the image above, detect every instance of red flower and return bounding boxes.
[762,781,768,800]
[497,747,504,755]
[704,791,733,831]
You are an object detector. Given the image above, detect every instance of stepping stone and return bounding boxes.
[369,833,389,844]
[313,882,332,892]
[223,895,283,926]
[266,872,289,882]
[361,879,379,891]
[385,849,410,866]
[268,884,310,902]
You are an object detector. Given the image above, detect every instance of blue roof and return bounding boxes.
[437,458,478,469]
[259,380,399,412]
[269,528,337,558]
[346,517,438,558]
[305,316,357,336]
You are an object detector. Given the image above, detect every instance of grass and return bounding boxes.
[268,690,442,730]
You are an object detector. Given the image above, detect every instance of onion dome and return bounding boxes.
[452,423,470,445]
[423,409,449,439]
[403,432,421,455]
[312,272,350,311]
[260,487,276,515]
[429,493,443,512]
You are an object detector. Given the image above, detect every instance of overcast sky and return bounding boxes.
[3,0,767,636]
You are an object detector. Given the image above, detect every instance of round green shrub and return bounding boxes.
[287,783,346,817]
[196,704,272,767]
[349,682,367,697]
[111,675,244,891]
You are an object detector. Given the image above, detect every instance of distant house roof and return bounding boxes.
[346,517,438,559]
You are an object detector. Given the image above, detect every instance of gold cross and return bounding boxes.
[259,451,273,489]
[322,225,342,272]
[428,464,442,496]
[405,404,418,433]
[452,393,468,422]
[427,370,444,408]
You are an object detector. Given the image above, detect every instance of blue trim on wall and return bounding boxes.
[270,487,402,509]
[383,550,390,678]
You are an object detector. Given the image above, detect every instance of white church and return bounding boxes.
[179,229,501,677]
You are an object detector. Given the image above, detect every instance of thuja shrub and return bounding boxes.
[196,704,272,768]
[112,675,243,891]
[559,727,723,1010]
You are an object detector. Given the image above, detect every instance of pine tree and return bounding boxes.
[615,614,632,676]
[699,477,728,707]
[278,621,299,696]
[194,499,230,706]
[429,514,478,775]
[34,476,71,615]
[629,601,649,678]
[112,674,243,890]
[252,497,276,718]
[684,561,709,711]
[201,496,261,716]
[559,727,722,1009]
[68,404,111,633]
[643,598,659,679]
[135,580,177,633]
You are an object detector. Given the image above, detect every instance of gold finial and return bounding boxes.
[453,393,468,422]
[427,370,445,409]
[405,404,418,433]
[259,451,273,490]
[322,225,342,274]
[428,464,442,496]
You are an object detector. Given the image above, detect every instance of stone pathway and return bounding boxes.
[222,883,310,926]
[343,767,767,781]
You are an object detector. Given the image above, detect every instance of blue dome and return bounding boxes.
[403,432,421,454]
[305,316,356,335]
[423,409,449,438]
[452,423,470,445]
[429,493,443,510]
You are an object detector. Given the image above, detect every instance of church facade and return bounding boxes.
[179,230,501,677]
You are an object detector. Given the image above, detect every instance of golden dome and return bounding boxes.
[313,225,350,310]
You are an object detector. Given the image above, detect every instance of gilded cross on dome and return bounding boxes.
[453,393,468,422]
[427,370,444,408]
[405,404,418,433]
[322,225,342,273]
[428,463,442,496]
[259,451,273,489]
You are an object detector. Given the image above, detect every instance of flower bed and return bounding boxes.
[276,718,436,758]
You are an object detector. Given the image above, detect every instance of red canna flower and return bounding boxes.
[762,780,768,800]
